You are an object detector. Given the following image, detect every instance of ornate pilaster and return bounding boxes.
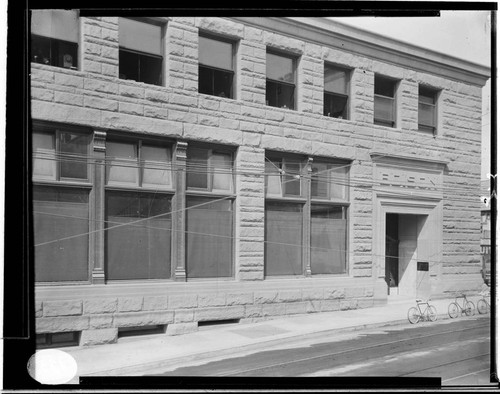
[304,157,313,277]
[91,129,106,284]
[173,141,188,281]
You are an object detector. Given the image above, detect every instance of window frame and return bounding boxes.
[30,9,80,70]
[198,32,236,99]
[418,85,439,134]
[185,144,236,280]
[323,64,351,119]
[264,152,350,278]
[265,49,297,110]
[32,122,93,285]
[374,75,398,128]
[104,135,175,282]
[118,17,165,86]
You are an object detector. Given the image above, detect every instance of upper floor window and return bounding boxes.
[324,65,350,119]
[266,51,296,110]
[31,9,79,69]
[198,34,234,99]
[374,75,397,127]
[119,17,163,86]
[418,85,438,133]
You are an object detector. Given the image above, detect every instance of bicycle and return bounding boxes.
[408,299,438,324]
[477,291,491,314]
[448,294,475,318]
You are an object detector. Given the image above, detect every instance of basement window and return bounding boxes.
[36,332,80,348]
[118,325,166,339]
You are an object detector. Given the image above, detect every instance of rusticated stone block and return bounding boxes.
[285,302,308,315]
[174,310,194,323]
[43,300,83,317]
[277,290,302,303]
[166,323,197,336]
[254,291,278,304]
[113,311,174,327]
[35,301,43,318]
[345,287,365,298]
[226,293,254,306]
[168,294,197,309]
[117,297,143,312]
[83,298,117,315]
[262,303,286,317]
[198,294,226,308]
[36,316,89,333]
[80,328,117,346]
[194,306,245,322]
[143,296,169,311]
[89,314,114,329]
[321,300,341,312]
[302,289,324,301]
[306,300,322,313]
[340,299,358,311]
[244,304,263,318]
[324,289,345,300]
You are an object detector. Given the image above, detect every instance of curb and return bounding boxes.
[82,313,457,377]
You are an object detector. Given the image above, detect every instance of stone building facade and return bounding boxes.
[30,13,490,346]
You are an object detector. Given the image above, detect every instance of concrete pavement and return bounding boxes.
[54,295,490,382]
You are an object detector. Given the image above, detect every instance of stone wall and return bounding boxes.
[31,16,486,345]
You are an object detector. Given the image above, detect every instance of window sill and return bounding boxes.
[30,62,83,75]
[32,180,93,188]
[265,196,307,204]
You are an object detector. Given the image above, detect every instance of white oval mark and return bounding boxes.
[27,349,78,385]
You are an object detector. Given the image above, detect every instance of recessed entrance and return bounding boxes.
[385,213,428,297]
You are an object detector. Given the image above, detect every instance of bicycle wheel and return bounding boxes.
[477,299,489,314]
[448,302,459,318]
[408,307,420,324]
[465,301,475,316]
[428,305,438,322]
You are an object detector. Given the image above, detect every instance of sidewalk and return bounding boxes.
[58,296,487,381]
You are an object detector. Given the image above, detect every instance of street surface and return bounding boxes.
[153,316,494,387]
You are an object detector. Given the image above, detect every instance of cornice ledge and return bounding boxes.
[370,152,449,166]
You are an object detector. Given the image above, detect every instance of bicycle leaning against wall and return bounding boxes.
[448,294,475,318]
[477,288,491,314]
[408,299,438,324]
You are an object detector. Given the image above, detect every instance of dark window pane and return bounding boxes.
[31,35,51,65]
[33,187,89,282]
[187,147,209,189]
[55,40,78,69]
[106,192,171,280]
[419,87,436,104]
[119,50,139,82]
[311,205,347,274]
[199,66,233,98]
[139,54,162,85]
[418,102,436,128]
[199,35,233,70]
[186,197,233,278]
[267,52,294,83]
[60,132,89,179]
[266,80,295,109]
[324,93,348,118]
[375,76,396,97]
[265,203,302,276]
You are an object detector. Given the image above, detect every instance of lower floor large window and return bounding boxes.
[265,203,303,276]
[33,186,89,282]
[310,205,347,274]
[186,197,233,278]
[105,191,172,280]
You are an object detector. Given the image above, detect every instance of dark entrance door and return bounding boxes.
[385,213,399,292]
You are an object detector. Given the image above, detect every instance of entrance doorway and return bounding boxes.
[385,213,428,297]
